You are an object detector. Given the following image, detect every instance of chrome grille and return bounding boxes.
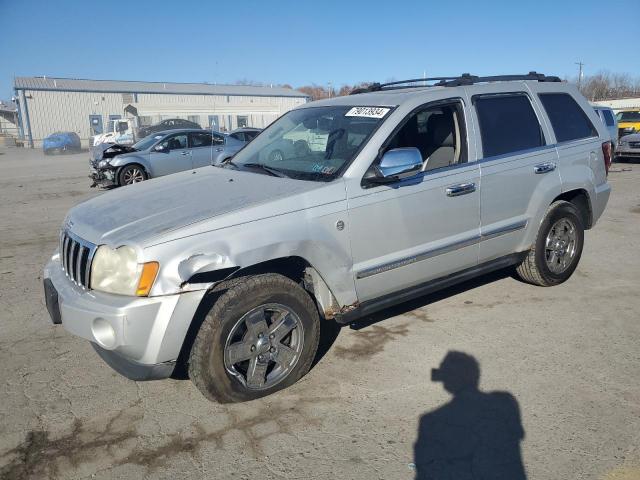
[60,230,97,289]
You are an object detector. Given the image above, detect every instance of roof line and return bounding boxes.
[16,75,281,89]
[12,85,309,99]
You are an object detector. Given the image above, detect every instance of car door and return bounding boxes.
[189,131,213,168]
[467,84,561,263]
[347,98,481,302]
[148,133,191,177]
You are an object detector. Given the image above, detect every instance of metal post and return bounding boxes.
[575,62,584,90]
[20,90,34,148]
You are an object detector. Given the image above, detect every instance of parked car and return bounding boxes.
[229,127,262,143]
[616,133,640,160]
[593,105,618,147]
[43,132,81,155]
[89,128,245,187]
[137,118,202,139]
[616,110,640,139]
[44,73,611,403]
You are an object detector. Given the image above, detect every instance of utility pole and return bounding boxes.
[575,61,585,89]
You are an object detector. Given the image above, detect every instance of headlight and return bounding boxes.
[98,160,110,168]
[90,245,159,296]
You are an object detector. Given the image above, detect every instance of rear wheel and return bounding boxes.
[118,164,147,186]
[516,201,584,286]
[188,274,320,403]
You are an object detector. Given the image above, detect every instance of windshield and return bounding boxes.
[616,111,640,122]
[133,134,165,151]
[228,105,390,181]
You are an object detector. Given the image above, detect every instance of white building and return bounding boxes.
[13,77,309,147]
[592,97,640,112]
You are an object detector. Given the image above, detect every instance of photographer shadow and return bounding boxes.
[414,351,526,480]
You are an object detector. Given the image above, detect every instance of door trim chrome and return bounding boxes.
[355,220,528,280]
[356,235,479,280]
[480,219,528,241]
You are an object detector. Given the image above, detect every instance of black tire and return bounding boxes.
[188,273,320,403]
[118,164,147,186]
[516,200,584,286]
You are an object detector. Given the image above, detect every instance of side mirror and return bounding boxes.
[373,147,422,182]
[154,144,167,152]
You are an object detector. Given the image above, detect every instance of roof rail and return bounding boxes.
[349,72,562,95]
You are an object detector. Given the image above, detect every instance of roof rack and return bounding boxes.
[349,72,562,94]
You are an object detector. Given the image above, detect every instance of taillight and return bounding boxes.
[602,141,612,176]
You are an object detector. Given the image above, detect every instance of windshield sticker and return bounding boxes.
[311,164,336,175]
[345,106,390,119]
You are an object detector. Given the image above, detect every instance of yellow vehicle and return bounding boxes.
[616,110,640,139]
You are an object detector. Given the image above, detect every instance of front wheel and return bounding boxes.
[188,273,320,403]
[516,200,584,286]
[118,164,147,186]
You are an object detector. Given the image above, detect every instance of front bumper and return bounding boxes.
[89,166,117,187]
[615,145,640,157]
[44,253,207,380]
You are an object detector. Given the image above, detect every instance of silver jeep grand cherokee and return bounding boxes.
[44,73,612,403]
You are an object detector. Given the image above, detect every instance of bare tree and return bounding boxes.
[569,71,640,101]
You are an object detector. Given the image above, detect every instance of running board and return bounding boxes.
[335,252,526,325]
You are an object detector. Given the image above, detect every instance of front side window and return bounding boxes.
[381,102,467,172]
[227,106,388,181]
[538,93,597,142]
[190,132,212,148]
[474,94,544,158]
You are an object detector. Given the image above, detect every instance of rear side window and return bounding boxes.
[601,109,615,127]
[539,93,597,142]
[190,132,212,148]
[474,94,544,158]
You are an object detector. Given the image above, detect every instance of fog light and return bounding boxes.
[92,317,117,349]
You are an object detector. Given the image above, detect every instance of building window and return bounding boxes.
[237,116,249,128]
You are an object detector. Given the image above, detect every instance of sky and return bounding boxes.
[0,0,636,100]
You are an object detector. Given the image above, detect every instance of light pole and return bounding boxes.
[575,61,585,89]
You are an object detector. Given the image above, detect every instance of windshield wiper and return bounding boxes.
[242,163,289,178]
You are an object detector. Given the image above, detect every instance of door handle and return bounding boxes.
[180,151,190,156]
[446,182,476,197]
[534,162,556,174]
[215,148,223,152]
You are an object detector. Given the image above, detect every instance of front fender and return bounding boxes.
[109,154,151,174]
[142,197,357,307]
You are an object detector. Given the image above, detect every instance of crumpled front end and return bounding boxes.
[88,144,136,187]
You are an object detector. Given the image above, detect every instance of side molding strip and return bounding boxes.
[356,220,527,280]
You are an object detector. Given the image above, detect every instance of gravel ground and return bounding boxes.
[0,148,638,480]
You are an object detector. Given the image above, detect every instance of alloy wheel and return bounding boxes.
[223,303,304,390]
[544,218,578,274]
[123,167,145,184]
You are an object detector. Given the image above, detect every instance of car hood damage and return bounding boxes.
[67,166,336,246]
[90,144,137,164]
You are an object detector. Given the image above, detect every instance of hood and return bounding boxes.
[620,133,640,142]
[90,144,137,162]
[66,166,333,246]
